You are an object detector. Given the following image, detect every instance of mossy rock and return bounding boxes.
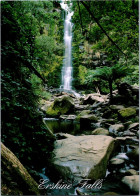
[92,128,109,136]
[76,110,91,121]
[118,107,136,120]
[46,95,74,117]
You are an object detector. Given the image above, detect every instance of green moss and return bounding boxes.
[46,104,60,117]
[46,96,74,117]
[118,107,136,119]
[76,110,91,121]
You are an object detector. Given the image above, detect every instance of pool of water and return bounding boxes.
[44,118,92,136]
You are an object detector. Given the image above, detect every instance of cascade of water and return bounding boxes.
[60,1,74,90]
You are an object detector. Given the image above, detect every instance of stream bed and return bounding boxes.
[36,118,139,195]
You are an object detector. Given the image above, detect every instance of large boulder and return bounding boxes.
[83,94,107,105]
[122,175,139,193]
[46,95,74,117]
[52,135,115,182]
[1,143,40,195]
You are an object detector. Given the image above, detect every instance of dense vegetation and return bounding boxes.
[72,1,138,93]
[2,0,138,179]
[1,1,63,168]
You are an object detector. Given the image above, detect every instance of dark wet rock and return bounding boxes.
[91,102,103,109]
[55,133,74,140]
[128,123,139,132]
[122,175,139,193]
[115,137,139,146]
[101,118,116,126]
[91,128,109,136]
[123,130,136,137]
[117,83,139,105]
[102,109,112,118]
[76,189,87,195]
[127,146,139,163]
[110,105,125,111]
[123,121,133,129]
[91,122,101,129]
[109,124,124,134]
[76,110,91,120]
[125,169,138,176]
[75,104,89,111]
[80,114,98,128]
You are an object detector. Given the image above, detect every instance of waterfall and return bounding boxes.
[60,1,74,90]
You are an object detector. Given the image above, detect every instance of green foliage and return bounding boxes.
[93,64,130,82]
[1,1,63,168]
[31,75,52,100]
[72,1,138,91]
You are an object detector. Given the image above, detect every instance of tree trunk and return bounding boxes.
[1,142,40,195]
[109,80,113,104]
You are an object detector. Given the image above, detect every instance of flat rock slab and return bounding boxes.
[52,135,115,182]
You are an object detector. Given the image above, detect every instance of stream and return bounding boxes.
[36,118,139,195]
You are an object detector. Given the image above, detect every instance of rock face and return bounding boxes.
[52,135,115,182]
[1,143,40,195]
[46,95,74,117]
[122,175,139,193]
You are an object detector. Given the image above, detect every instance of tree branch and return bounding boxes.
[80,1,127,58]
[26,62,46,84]
[77,1,84,35]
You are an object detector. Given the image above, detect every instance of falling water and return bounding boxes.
[60,1,74,90]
